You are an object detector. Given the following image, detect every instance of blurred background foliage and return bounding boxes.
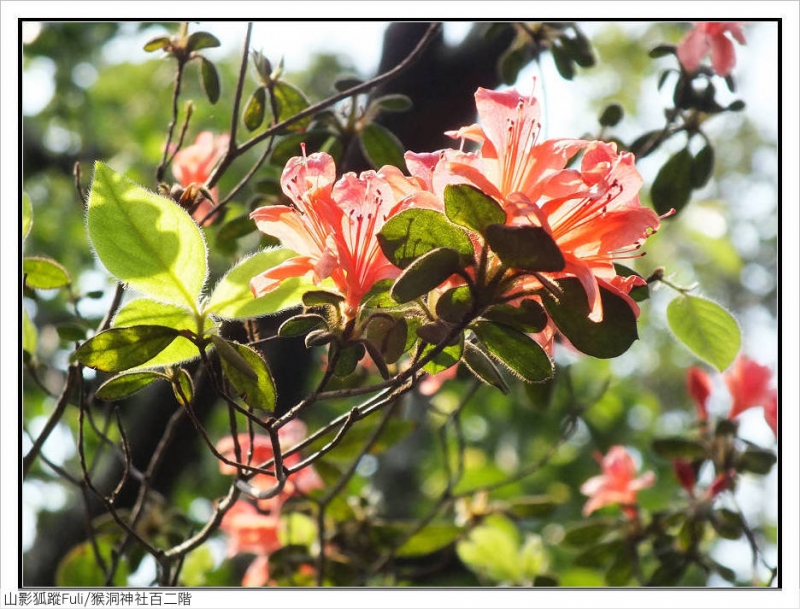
[21,20,778,587]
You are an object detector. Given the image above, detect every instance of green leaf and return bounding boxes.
[217,213,258,245]
[436,285,474,324]
[472,320,553,383]
[73,325,181,373]
[55,536,129,586]
[444,184,506,236]
[456,514,521,584]
[113,298,208,369]
[500,45,532,85]
[371,93,413,113]
[691,145,715,189]
[573,539,623,567]
[56,323,88,343]
[273,80,311,132]
[605,552,633,586]
[88,163,207,310]
[243,86,267,131]
[506,495,557,519]
[358,122,406,170]
[462,341,509,394]
[213,337,276,413]
[143,35,171,53]
[551,42,576,80]
[186,31,220,52]
[278,313,326,338]
[378,209,474,269]
[737,448,777,475]
[542,277,639,359]
[96,371,167,400]
[649,44,676,58]
[171,367,194,407]
[666,295,740,372]
[484,224,565,271]
[179,546,215,587]
[650,148,693,216]
[395,523,462,558]
[206,249,310,319]
[710,509,744,540]
[23,256,71,289]
[365,315,408,365]
[599,103,624,127]
[651,437,706,460]
[22,306,38,362]
[562,519,613,547]
[332,342,366,378]
[483,300,548,334]
[199,57,220,104]
[22,192,33,240]
[421,333,463,376]
[391,247,463,304]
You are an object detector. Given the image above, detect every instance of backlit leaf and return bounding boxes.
[463,342,509,394]
[243,86,267,131]
[359,122,406,170]
[666,295,740,372]
[444,184,506,236]
[273,80,311,132]
[23,306,37,362]
[186,31,220,52]
[55,536,128,586]
[87,163,207,310]
[484,224,564,272]
[378,209,474,269]
[213,337,276,413]
[395,523,462,558]
[206,249,310,319]
[22,192,33,240]
[391,247,463,303]
[199,57,220,104]
[73,325,181,373]
[96,371,167,400]
[23,256,71,289]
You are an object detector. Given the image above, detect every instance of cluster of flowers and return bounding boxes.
[215,421,322,587]
[249,85,662,353]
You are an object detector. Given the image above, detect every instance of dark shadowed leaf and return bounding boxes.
[737,448,777,475]
[691,145,715,189]
[542,278,638,358]
[391,247,463,304]
[243,86,267,131]
[436,285,474,324]
[186,31,220,52]
[199,57,220,104]
[273,81,311,132]
[463,341,509,394]
[599,103,624,127]
[650,148,693,216]
[651,437,706,460]
[472,320,553,383]
[96,370,167,400]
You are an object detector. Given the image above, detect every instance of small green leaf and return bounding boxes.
[22,192,33,240]
[88,163,207,310]
[391,247,463,304]
[73,326,181,372]
[365,315,408,365]
[199,56,220,104]
[56,323,88,343]
[243,86,267,131]
[573,540,623,567]
[113,298,208,369]
[378,209,474,269]
[506,496,558,519]
[456,514,521,584]
[650,148,693,216]
[421,333,463,376]
[23,256,71,289]
[551,42,576,80]
[599,103,624,127]
[500,45,532,85]
[472,320,553,383]
[371,93,413,113]
[302,290,345,308]
[217,214,258,244]
[143,35,171,53]
[436,285,474,324]
[206,249,311,319]
[737,448,777,475]
[212,337,276,412]
[652,437,706,460]
[710,509,744,540]
[186,31,220,52]
[444,184,506,236]
[358,122,406,170]
[649,44,676,58]
[333,76,363,91]
[23,306,38,362]
[332,342,365,378]
[484,224,565,271]
[463,341,509,394]
[561,28,595,67]
[542,278,639,359]
[395,523,462,558]
[278,314,326,338]
[272,80,311,132]
[666,295,740,372]
[483,300,548,334]
[691,145,715,189]
[648,557,687,586]
[96,371,167,400]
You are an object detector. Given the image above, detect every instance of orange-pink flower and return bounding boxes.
[725,356,777,435]
[171,131,229,225]
[686,366,712,422]
[250,151,426,320]
[677,22,747,77]
[407,87,660,322]
[580,446,655,518]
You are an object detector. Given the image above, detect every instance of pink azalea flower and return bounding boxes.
[686,366,712,422]
[407,87,661,322]
[580,446,655,518]
[250,151,426,320]
[724,356,778,436]
[171,131,229,225]
[677,22,747,77]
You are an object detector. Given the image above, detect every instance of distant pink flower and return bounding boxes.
[250,151,428,320]
[580,446,655,518]
[686,366,712,422]
[672,459,696,493]
[725,356,777,436]
[677,22,747,77]
[171,131,229,225]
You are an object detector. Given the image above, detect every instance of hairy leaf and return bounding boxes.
[378,209,474,269]
[73,325,181,372]
[444,184,506,236]
[472,320,553,383]
[666,295,740,371]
